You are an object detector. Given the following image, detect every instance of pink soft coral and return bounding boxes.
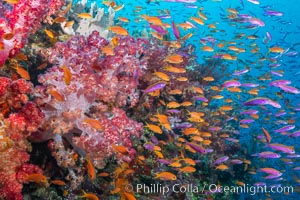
[34,31,146,169]
[0,0,65,66]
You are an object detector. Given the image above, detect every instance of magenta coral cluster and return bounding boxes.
[0,0,65,66]
[0,77,45,200]
[34,31,146,169]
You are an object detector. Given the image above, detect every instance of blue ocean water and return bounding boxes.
[78,0,300,199]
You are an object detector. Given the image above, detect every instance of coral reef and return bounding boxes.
[34,31,146,174]
[61,0,115,38]
[0,77,45,200]
[0,1,254,199]
[0,0,65,66]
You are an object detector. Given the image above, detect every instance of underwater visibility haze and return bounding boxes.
[0,0,300,199]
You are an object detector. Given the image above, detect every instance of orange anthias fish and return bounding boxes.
[142,15,163,26]
[62,65,72,85]
[111,36,119,47]
[181,101,193,107]
[180,33,193,41]
[48,89,65,102]
[198,11,208,20]
[224,98,233,103]
[112,145,128,155]
[2,32,14,40]
[201,132,212,137]
[168,89,182,95]
[222,54,237,60]
[188,111,205,118]
[164,54,184,64]
[51,179,66,186]
[118,17,129,23]
[216,164,229,170]
[227,87,241,92]
[154,113,168,124]
[145,123,163,134]
[3,0,19,4]
[44,29,55,39]
[191,135,203,142]
[83,118,103,131]
[181,158,196,166]
[98,172,110,177]
[123,169,135,176]
[191,17,204,25]
[202,140,212,145]
[201,46,214,52]
[213,95,224,99]
[220,105,233,111]
[148,89,161,97]
[211,86,221,91]
[155,172,177,180]
[123,192,136,200]
[79,190,99,200]
[154,150,163,158]
[169,161,182,168]
[176,77,188,82]
[109,26,128,36]
[166,101,181,108]
[85,159,96,180]
[101,45,115,56]
[103,0,113,7]
[153,71,170,81]
[151,32,163,40]
[183,127,199,135]
[262,127,271,143]
[163,65,186,73]
[248,88,259,95]
[177,22,194,30]
[15,52,28,61]
[114,4,125,12]
[192,86,204,94]
[179,166,196,173]
[269,46,284,53]
[161,123,172,131]
[13,64,30,80]
[77,13,92,19]
[53,16,67,23]
[64,21,75,28]
[25,173,48,185]
[0,40,5,50]
[203,76,214,81]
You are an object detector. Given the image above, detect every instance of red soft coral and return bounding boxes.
[0,0,65,66]
[0,78,45,200]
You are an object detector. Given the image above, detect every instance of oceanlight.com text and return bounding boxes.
[123,183,294,196]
